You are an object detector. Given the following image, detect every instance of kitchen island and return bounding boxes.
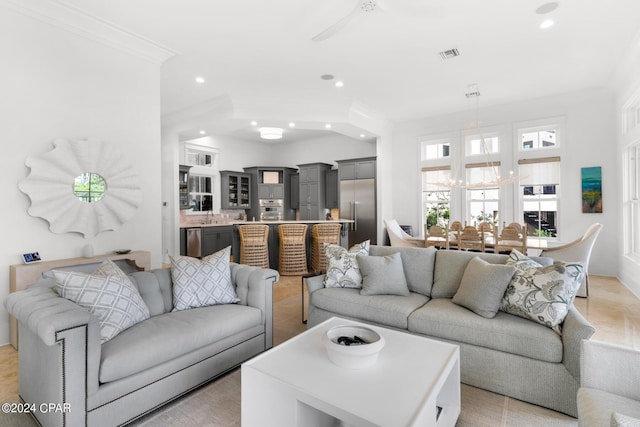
[180,220,353,271]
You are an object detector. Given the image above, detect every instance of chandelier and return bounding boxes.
[434,84,524,190]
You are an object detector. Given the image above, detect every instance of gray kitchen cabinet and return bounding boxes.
[325,169,338,209]
[290,173,299,209]
[298,163,332,220]
[258,184,284,199]
[201,226,233,258]
[221,171,251,209]
[337,157,376,180]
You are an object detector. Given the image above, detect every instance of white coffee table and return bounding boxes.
[242,317,460,427]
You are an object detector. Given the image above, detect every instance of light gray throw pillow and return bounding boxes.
[452,256,516,319]
[171,246,239,310]
[357,252,410,296]
[53,259,150,343]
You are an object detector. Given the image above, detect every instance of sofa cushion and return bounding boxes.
[358,252,410,296]
[100,304,262,383]
[432,251,510,298]
[171,247,239,311]
[53,260,150,343]
[324,240,370,289]
[369,246,437,297]
[408,298,563,362]
[310,288,429,329]
[452,257,516,318]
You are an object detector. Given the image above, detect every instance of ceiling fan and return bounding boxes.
[312,0,380,42]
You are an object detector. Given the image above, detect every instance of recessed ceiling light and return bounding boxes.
[321,74,335,80]
[289,122,296,127]
[195,76,205,84]
[325,124,332,129]
[335,81,344,88]
[540,19,554,29]
[360,134,366,138]
[199,130,206,135]
[536,2,559,15]
[251,121,258,126]
[259,127,283,140]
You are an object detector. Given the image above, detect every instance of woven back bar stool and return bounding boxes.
[278,224,308,275]
[238,224,270,268]
[310,223,341,273]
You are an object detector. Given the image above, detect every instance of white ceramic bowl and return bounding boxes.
[324,325,385,369]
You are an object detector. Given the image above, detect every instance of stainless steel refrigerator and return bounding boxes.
[340,178,377,246]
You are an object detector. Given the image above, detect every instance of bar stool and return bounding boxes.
[278,224,308,276]
[310,223,342,273]
[238,224,270,268]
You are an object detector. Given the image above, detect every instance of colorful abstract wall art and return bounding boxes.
[582,166,602,213]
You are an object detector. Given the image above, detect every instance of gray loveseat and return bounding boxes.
[306,245,595,417]
[5,260,278,427]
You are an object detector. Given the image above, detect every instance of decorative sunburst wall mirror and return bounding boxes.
[19,138,142,238]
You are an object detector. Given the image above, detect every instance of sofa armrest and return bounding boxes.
[305,274,325,294]
[231,263,278,349]
[561,306,596,381]
[581,340,640,400]
[5,286,94,346]
[4,286,102,422]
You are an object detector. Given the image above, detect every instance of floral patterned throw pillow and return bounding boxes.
[323,240,370,289]
[501,250,584,333]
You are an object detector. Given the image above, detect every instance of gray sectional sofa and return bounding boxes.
[306,245,595,417]
[5,261,278,427]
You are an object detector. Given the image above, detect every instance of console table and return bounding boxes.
[8,250,150,349]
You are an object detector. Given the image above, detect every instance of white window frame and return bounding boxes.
[420,138,451,161]
[517,157,561,239]
[465,131,500,157]
[515,117,565,153]
[422,166,452,232]
[624,144,640,260]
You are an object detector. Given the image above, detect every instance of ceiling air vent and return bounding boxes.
[439,48,460,60]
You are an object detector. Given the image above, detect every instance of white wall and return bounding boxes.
[390,89,618,277]
[0,8,163,345]
[269,134,376,168]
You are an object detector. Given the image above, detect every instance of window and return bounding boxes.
[422,167,451,230]
[421,139,450,160]
[517,124,559,151]
[466,134,499,156]
[519,157,560,237]
[625,145,640,257]
[466,165,500,225]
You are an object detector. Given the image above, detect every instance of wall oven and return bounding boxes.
[259,199,283,221]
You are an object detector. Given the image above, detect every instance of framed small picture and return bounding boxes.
[22,252,42,264]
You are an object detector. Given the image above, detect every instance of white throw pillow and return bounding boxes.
[501,250,584,333]
[53,259,150,343]
[171,246,239,311]
[323,240,370,289]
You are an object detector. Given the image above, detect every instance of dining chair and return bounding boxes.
[425,225,449,249]
[457,225,485,252]
[540,223,603,297]
[384,219,424,247]
[493,223,527,254]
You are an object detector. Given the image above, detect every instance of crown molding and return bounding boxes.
[0,0,178,64]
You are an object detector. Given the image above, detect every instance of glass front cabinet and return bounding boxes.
[221,171,251,209]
